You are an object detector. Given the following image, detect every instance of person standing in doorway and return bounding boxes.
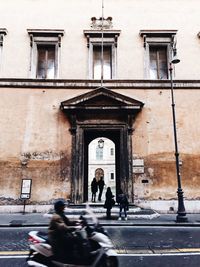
[91,177,98,202]
[98,176,105,201]
[104,187,115,219]
[117,189,129,220]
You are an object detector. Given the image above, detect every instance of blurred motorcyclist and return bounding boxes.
[48,200,80,262]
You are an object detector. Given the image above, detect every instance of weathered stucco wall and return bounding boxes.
[0,86,199,205]
[0,87,77,204]
[131,88,200,202]
[0,0,200,211]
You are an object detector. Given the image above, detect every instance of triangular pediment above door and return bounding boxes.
[60,87,144,113]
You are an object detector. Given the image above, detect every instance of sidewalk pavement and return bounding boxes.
[0,212,200,227]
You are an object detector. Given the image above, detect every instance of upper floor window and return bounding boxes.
[110,148,114,156]
[37,45,56,79]
[0,29,7,72]
[140,30,178,80]
[149,46,168,79]
[27,29,64,79]
[0,28,7,47]
[93,45,112,79]
[96,146,103,160]
[84,19,120,79]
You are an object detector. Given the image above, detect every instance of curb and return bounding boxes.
[1,221,200,227]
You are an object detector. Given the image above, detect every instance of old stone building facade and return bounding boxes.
[0,0,199,213]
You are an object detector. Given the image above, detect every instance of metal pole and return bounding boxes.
[100,0,104,87]
[169,63,188,222]
[22,199,26,215]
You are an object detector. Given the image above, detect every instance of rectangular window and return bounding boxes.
[93,45,112,79]
[84,30,120,80]
[96,147,103,160]
[110,173,114,180]
[110,148,114,156]
[0,29,7,74]
[149,46,168,79]
[37,45,56,79]
[27,29,64,79]
[139,30,178,79]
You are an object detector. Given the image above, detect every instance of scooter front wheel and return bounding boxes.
[98,256,118,267]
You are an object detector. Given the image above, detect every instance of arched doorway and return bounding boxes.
[88,137,116,202]
[83,128,122,203]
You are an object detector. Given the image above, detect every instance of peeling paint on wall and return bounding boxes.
[0,151,72,205]
[133,153,200,201]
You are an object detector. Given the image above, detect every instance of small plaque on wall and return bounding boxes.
[133,159,144,174]
[133,167,144,174]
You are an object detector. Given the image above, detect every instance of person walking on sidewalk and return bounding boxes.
[117,189,129,220]
[104,187,115,219]
[91,177,98,202]
[97,176,105,201]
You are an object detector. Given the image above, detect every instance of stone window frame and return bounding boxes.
[0,29,7,73]
[140,30,178,79]
[84,30,120,79]
[27,29,64,79]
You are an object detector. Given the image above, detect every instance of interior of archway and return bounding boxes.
[88,137,116,203]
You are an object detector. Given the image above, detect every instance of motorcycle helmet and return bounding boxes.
[54,200,65,212]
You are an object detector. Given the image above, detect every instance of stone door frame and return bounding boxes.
[73,123,132,203]
[60,87,144,204]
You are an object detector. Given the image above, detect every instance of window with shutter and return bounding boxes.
[140,30,178,80]
[93,45,112,79]
[27,29,64,79]
[84,28,120,79]
[37,45,56,79]
[149,46,168,79]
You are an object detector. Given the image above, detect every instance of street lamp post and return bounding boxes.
[169,57,188,222]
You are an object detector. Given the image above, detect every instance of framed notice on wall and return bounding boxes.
[20,179,32,199]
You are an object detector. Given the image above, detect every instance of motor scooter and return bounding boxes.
[26,205,118,267]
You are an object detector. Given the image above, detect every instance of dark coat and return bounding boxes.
[104,190,115,209]
[117,193,129,209]
[98,179,105,190]
[91,178,98,193]
[48,212,76,260]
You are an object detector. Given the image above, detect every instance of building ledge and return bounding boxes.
[0,78,200,89]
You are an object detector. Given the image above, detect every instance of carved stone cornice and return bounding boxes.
[139,29,178,48]
[27,29,64,47]
[84,30,121,48]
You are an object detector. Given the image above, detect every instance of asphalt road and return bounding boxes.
[1,253,200,267]
[0,226,200,266]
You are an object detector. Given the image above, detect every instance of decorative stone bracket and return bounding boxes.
[90,16,113,30]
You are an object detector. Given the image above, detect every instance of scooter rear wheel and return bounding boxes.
[27,252,53,267]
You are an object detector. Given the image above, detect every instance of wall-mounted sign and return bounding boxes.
[20,179,32,199]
